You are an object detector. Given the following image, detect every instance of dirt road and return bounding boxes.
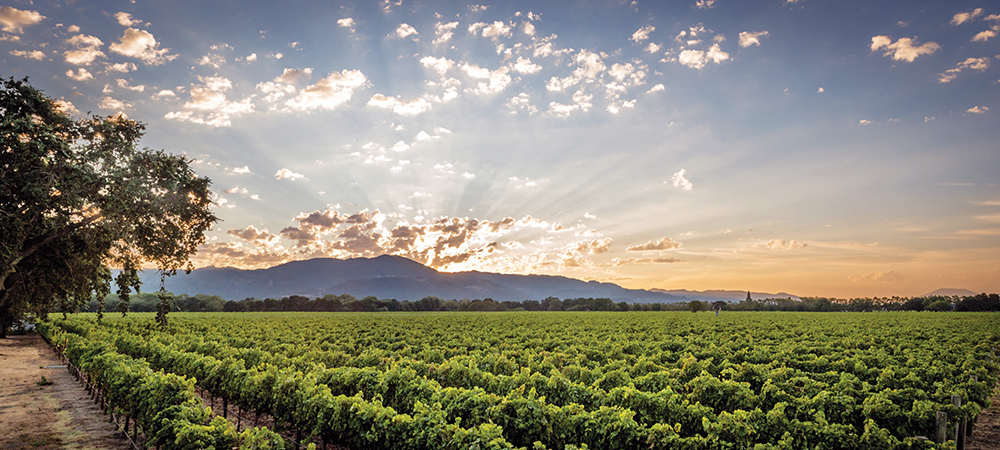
[0,334,127,450]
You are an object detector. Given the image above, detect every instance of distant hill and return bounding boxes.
[650,289,800,302]
[141,255,687,303]
[922,288,979,297]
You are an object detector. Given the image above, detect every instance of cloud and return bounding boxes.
[627,236,682,251]
[677,44,728,69]
[64,34,106,65]
[859,119,872,125]
[647,84,665,93]
[631,25,655,43]
[116,78,144,92]
[11,49,45,60]
[461,64,512,95]
[611,257,682,266]
[285,69,368,111]
[114,12,142,27]
[755,239,808,250]
[65,68,93,81]
[164,75,254,127]
[695,0,716,10]
[109,28,177,65]
[738,30,769,47]
[229,166,252,175]
[967,106,989,114]
[228,225,280,245]
[470,21,512,39]
[98,96,129,111]
[50,99,78,116]
[337,18,355,31]
[395,23,418,39]
[506,92,538,114]
[951,8,984,26]
[849,270,908,283]
[106,62,137,72]
[972,26,998,42]
[669,169,693,191]
[870,35,940,62]
[817,87,824,93]
[368,93,433,115]
[275,168,306,180]
[938,57,990,82]
[420,55,455,75]
[434,21,459,44]
[512,57,542,74]
[0,6,44,33]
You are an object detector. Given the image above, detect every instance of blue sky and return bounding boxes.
[2,0,999,296]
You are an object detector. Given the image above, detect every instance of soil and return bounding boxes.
[0,334,128,450]
[967,380,1000,450]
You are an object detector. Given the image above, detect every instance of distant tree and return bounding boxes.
[0,76,217,336]
[926,299,952,312]
[688,301,707,313]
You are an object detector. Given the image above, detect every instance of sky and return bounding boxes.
[2,0,999,298]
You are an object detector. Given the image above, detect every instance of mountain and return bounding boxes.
[922,288,979,297]
[141,255,687,303]
[650,289,800,302]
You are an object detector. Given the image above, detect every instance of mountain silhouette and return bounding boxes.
[143,255,688,303]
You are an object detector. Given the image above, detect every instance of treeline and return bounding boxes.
[81,292,1000,313]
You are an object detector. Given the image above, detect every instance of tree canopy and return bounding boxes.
[0,77,218,336]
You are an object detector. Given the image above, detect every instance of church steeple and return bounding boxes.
[746,291,752,302]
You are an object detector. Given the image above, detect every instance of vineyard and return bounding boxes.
[39,311,1000,450]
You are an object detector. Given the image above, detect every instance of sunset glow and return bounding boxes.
[3,0,998,297]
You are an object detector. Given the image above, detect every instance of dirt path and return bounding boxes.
[0,334,128,450]
[967,380,1000,450]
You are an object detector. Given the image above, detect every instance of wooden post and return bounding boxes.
[936,411,947,444]
[953,394,965,450]
[223,396,228,419]
[968,375,978,437]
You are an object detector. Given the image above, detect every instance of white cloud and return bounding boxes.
[756,239,808,250]
[645,42,662,53]
[246,53,258,62]
[817,87,824,93]
[461,64,512,95]
[420,55,455,75]
[337,18,355,31]
[98,96,129,111]
[938,57,990,83]
[52,99,79,115]
[870,35,940,62]
[109,28,178,65]
[230,166,252,175]
[395,23,418,39]
[106,62,137,72]
[472,21,512,38]
[165,76,254,127]
[669,169,693,191]
[626,236,681,251]
[859,119,872,125]
[154,89,175,97]
[647,84,665,93]
[631,25,655,43]
[0,6,44,33]
[849,270,908,283]
[10,49,44,60]
[433,21,459,44]
[696,0,716,9]
[286,69,368,111]
[506,92,538,114]
[114,12,142,27]
[462,172,476,179]
[415,130,440,141]
[116,79,144,92]
[391,141,410,152]
[967,106,989,114]
[972,27,998,42]
[65,68,93,81]
[523,21,536,36]
[512,57,542,74]
[367,93,433,115]
[738,30,769,47]
[678,44,728,69]
[952,8,984,25]
[274,67,313,84]
[275,168,306,180]
[64,34,105,65]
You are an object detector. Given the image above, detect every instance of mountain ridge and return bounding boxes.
[143,255,694,303]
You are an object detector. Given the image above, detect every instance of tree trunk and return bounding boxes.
[0,300,13,339]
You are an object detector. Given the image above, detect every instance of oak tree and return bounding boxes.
[0,77,218,336]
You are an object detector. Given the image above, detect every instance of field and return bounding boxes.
[39,311,1000,450]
